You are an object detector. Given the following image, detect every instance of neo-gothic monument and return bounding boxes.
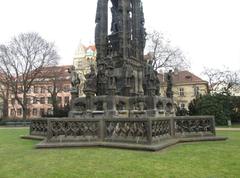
[24,0,226,151]
[68,0,172,117]
[95,0,146,96]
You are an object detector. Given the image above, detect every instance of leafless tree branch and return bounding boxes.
[0,32,59,118]
[146,30,190,72]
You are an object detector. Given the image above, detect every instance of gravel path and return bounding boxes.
[216,128,240,131]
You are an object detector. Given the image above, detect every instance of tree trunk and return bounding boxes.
[22,93,28,119]
[2,98,9,118]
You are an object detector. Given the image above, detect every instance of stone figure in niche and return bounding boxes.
[166,70,173,98]
[84,65,97,93]
[68,66,81,93]
[145,60,155,88]
[123,61,133,87]
[106,61,116,93]
[97,64,107,95]
[111,0,119,33]
[154,71,160,96]
[78,72,86,96]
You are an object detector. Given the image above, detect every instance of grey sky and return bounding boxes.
[0,0,239,77]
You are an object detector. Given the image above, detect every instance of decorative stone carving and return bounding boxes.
[26,0,224,152]
[152,120,170,138]
[175,118,214,134]
[30,119,47,136]
[106,121,148,140]
[83,65,97,94]
[166,70,173,98]
[49,120,99,138]
[143,60,160,96]
[68,66,81,94]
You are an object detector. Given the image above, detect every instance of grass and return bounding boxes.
[0,128,239,178]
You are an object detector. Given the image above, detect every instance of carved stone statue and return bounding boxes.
[111,0,119,33]
[68,66,80,94]
[154,71,160,96]
[84,65,97,94]
[123,61,133,86]
[166,70,173,98]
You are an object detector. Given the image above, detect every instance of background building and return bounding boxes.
[159,69,209,110]
[73,43,96,95]
[8,65,72,119]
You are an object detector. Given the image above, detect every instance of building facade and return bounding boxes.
[159,70,209,110]
[73,43,96,95]
[8,66,72,119]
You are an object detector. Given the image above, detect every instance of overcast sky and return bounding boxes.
[0,0,239,77]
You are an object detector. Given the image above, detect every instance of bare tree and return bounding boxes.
[202,67,240,94]
[44,66,71,116]
[0,32,59,119]
[0,75,10,118]
[146,31,190,71]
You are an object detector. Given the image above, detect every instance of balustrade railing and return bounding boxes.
[30,116,216,144]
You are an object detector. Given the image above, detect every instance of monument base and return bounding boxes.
[22,116,227,151]
[35,136,227,151]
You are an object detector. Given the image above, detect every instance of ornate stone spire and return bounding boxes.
[95,0,146,96]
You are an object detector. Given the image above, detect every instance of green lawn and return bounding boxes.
[0,128,239,178]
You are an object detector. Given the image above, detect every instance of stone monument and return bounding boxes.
[24,0,227,151]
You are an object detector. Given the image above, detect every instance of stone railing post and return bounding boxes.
[147,118,153,144]
[211,116,216,136]
[46,119,52,142]
[99,119,105,141]
[170,117,175,137]
[29,121,33,135]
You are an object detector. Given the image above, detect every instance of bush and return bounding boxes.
[176,107,188,116]
[188,94,238,126]
[43,105,70,118]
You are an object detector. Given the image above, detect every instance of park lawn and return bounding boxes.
[0,128,239,178]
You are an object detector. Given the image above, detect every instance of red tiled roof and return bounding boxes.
[86,45,96,51]
[35,65,72,79]
[159,70,208,85]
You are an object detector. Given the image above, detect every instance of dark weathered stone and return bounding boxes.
[31,116,227,151]
[22,0,227,151]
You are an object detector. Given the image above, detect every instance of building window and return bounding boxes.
[34,86,39,93]
[27,109,31,116]
[40,97,45,104]
[63,85,70,92]
[27,98,31,104]
[179,88,184,97]
[17,108,22,116]
[33,97,38,104]
[194,86,200,96]
[18,98,23,104]
[47,86,53,93]
[18,86,23,94]
[47,108,53,115]
[57,97,62,105]
[27,87,32,94]
[40,108,45,116]
[11,98,15,105]
[10,109,15,116]
[33,108,38,116]
[64,96,70,104]
[40,86,45,93]
[48,97,52,104]
[180,103,185,109]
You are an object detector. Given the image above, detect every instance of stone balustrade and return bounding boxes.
[30,116,215,145]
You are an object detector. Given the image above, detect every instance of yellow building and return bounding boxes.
[159,70,209,110]
[73,43,96,96]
